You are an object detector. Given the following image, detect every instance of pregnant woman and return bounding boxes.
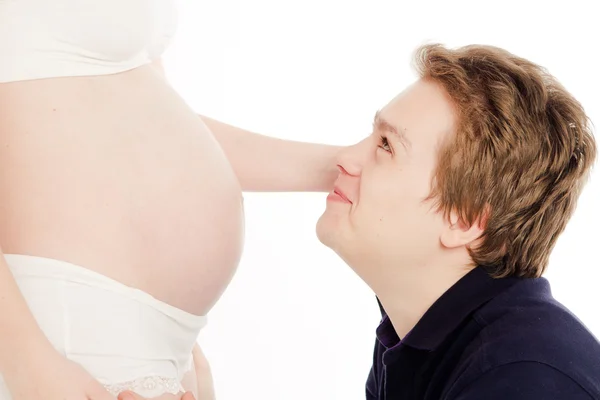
[0,1,339,399]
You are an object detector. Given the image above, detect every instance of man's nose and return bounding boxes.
[336,140,367,176]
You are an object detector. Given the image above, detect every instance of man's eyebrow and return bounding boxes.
[373,111,411,151]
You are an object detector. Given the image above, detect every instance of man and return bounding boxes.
[316,43,600,399]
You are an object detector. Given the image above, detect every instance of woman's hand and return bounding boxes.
[4,347,197,400]
[118,391,196,400]
[3,349,116,400]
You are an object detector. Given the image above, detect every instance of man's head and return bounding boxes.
[316,43,596,286]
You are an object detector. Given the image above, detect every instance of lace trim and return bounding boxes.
[103,376,185,397]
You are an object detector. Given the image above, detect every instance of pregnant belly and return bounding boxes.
[120,127,245,315]
[0,66,245,316]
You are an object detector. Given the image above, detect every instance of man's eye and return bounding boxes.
[378,135,391,152]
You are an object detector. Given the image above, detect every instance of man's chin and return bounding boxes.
[315,215,330,246]
[317,218,353,262]
[316,213,340,246]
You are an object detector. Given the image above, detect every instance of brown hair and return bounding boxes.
[414,43,596,278]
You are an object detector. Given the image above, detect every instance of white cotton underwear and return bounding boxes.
[0,254,207,398]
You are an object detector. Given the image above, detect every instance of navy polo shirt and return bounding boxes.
[366,266,600,399]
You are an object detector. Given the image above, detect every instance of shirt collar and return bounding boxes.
[375,266,522,352]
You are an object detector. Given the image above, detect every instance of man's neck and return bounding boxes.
[373,262,474,340]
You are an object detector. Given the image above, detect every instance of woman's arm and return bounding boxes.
[152,58,341,192]
[192,344,215,400]
[0,248,118,399]
[200,116,340,192]
[0,248,55,374]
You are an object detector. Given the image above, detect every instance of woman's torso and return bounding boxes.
[0,0,244,316]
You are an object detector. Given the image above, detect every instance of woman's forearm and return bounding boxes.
[0,250,53,374]
[192,344,215,400]
[200,115,340,192]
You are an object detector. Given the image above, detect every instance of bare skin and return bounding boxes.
[118,392,197,400]
[0,43,337,400]
[1,59,233,397]
[0,63,244,316]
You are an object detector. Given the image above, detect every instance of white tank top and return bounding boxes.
[0,0,178,83]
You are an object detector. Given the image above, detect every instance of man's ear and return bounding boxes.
[440,209,487,249]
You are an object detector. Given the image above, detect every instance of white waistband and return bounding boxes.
[4,253,206,326]
[2,253,206,396]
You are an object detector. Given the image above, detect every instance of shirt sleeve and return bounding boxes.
[452,362,593,400]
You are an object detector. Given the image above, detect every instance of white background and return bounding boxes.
[163,1,600,399]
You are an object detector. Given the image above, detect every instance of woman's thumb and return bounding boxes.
[182,392,197,400]
[116,390,196,400]
[117,391,145,400]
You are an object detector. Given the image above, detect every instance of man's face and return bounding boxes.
[316,79,457,282]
